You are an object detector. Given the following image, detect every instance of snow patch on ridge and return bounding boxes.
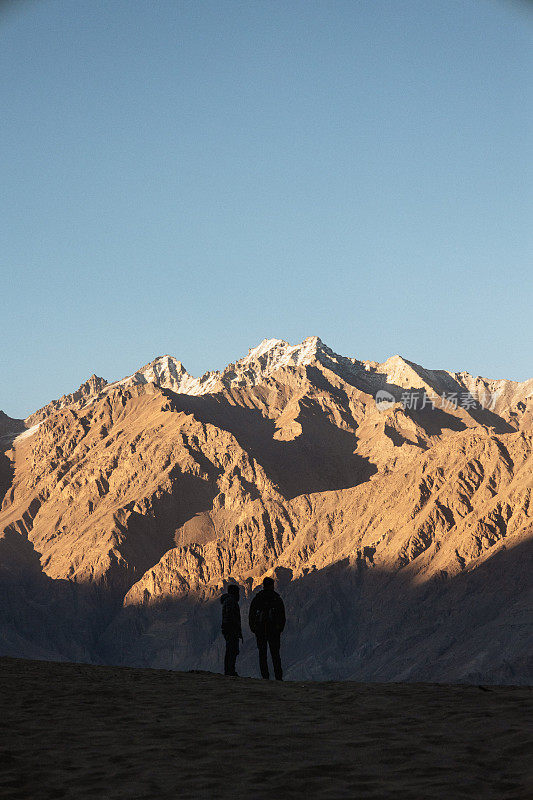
[243,338,288,363]
[13,424,40,444]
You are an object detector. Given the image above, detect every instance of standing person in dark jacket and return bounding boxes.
[249,576,286,680]
[220,583,243,676]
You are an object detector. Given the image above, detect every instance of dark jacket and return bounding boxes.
[220,593,243,639]
[249,588,286,636]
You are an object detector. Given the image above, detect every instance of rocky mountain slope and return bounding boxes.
[1,338,532,682]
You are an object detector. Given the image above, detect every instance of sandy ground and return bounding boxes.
[0,658,531,800]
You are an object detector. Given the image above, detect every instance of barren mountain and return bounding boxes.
[0,338,531,682]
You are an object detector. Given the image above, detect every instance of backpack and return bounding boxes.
[256,605,277,627]
[252,595,280,632]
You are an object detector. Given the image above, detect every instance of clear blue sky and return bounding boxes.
[1,0,531,417]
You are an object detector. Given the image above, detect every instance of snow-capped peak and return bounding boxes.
[115,336,358,394]
[243,338,289,363]
[108,354,214,396]
[22,336,533,425]
[241,336,325,369]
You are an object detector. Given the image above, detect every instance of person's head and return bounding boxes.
[227,583,240,600]
[262,577,275,591]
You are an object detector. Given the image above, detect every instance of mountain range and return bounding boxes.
[1,337,532,682]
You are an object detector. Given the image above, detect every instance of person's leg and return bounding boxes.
[256,635,269,679]
[268,633,282,680]
[224,635,239,675]
[224,636,232,675]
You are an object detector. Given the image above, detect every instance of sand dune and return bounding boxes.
[1,657,531,799]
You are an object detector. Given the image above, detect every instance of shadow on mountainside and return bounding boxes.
[97,530,533,685]
[315,363,516,434]
[0,421,26,509]
[1,523,531,684]
[0,447,15,510]
[0,528,119,663]
[115,468,220,575]
[160,389,377,499]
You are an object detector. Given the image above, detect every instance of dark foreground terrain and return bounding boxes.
[0,657,532,800]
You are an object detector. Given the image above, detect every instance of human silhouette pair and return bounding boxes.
[220,577,286,679]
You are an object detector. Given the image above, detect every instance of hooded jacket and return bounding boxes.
[220,592,242,639]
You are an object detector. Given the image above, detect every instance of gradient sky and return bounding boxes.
[1,0,532,417]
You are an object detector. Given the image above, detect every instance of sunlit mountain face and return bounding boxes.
[1,338,532,683]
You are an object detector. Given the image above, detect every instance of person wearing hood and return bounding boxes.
[220,583,243,677]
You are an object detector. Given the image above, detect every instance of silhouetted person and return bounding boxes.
[249,576,286,680]
[220,583,243,676]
